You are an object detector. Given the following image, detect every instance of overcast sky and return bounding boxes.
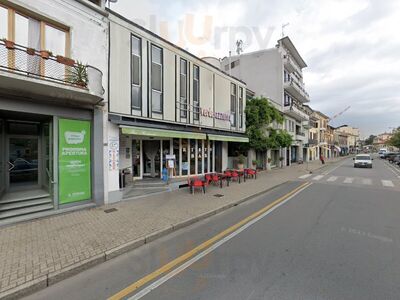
[110,0,400,138]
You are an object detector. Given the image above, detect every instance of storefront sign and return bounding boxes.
[200,108,230,121]
[108,137,119,171]
[59,119,91,204]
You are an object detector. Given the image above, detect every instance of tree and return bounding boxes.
[245,97,291,151]
[389,128,400,148]
[364,135,376,145]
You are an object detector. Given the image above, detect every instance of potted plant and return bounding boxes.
[252,159,258,169]
[267,157,272,170]
[56,55,75,67]
[65,61,88,87]
[1,38,15,49]
[279,156,284,168]
[237,154,245,170]
[40,50,52,59]
[26,47,36,56]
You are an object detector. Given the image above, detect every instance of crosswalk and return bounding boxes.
[298,174,399,189]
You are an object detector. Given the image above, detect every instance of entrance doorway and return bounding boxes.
[0,113,54,220]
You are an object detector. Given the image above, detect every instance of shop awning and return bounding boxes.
[120,126,207,139]
[207,134,249,143]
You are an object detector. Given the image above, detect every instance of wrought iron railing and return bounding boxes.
[0,40,103,96]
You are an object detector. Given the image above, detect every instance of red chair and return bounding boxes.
[205,174,213,185]
[231,170,240,183]
[188,177,206,194]
[211,174,220,186]
[246,168,257,179]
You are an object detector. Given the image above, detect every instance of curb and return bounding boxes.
[0,159,344,299]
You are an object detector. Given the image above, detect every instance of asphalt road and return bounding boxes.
[24,156,400,300]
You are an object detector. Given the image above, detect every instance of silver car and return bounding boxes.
[353,154,373,168]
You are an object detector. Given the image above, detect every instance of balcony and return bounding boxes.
[308,138,318,146]
[283,55,302,75]
[284,76,310,103]
[283,103,309,122]
[0,40,104,105]
[295,131,307,142]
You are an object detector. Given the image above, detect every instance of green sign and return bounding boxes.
[59,119,91,204]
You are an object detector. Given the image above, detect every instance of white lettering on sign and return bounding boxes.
[200,108,230,121]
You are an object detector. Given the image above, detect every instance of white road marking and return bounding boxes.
[382,180,394,187]
[299,174,312,179]
[343,177,354,184]
[327,176,338,182]
[312,175,324,181]
[362,178,372,185]
[127,183,313,300]
[321,159,348,175]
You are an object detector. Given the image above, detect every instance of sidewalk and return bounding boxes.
[0,157,344,299]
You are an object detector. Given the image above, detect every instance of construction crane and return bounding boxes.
[328,106,351,123]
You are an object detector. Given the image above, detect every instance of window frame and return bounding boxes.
[179,58,188,118]
[150,44,163,114]
[131,34,142,111]
[193,64,200,121]
[230,83,237,127]
[239,86,244,128]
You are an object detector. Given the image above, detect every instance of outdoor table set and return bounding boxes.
[187,168,257,194]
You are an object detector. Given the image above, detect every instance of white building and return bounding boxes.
[106,10,248,203]
[0,0,108,221]
[220,36,311,167]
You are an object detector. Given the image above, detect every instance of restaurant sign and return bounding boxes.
[200,108,230,121]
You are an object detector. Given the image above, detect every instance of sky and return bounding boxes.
[110,0,400,138]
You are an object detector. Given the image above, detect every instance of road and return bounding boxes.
[24,156,400,300]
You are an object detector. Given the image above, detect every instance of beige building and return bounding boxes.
[335,125,360,153]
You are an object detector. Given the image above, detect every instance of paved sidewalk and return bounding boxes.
[0,157,344,299]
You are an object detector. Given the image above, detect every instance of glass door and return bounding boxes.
[42,122,53,195]
[132,139,142,179]
[8,136,39,190]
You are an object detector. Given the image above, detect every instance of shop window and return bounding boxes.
[197,140,203,174]
[209,140,214,172]
[190,139,196,174]
[204,140,209,173]
[193,65,200,120]
[181,139,188,175]
[131,35,142,110]
[230,83,237,127]
[151,45,163,113]
[173,138,180,175]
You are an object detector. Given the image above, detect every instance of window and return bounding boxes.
[151,45,163,113]
[45,24,66,56]
[193,65,200,120]
[239,87,244,128]
[131,35,142,110]
[284,93,291,106]
[0,6,7,39]
[230,83,237,127]
[180,59,188,118]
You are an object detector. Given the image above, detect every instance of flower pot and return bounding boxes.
[76,81,87,88]
[26,48,35,55]
[63,57,75,67]
[237,163,244,170]
[40,50,50,59]
[3,40,15,49]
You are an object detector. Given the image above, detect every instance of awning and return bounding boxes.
[334,146,341,152]
[207,134,249,143]
[120,126,206,140]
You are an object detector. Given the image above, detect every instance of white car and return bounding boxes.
[378,148,387,158]
[353,154,373,168]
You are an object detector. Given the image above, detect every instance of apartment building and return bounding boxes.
[0,0,108,221]
[220,36,310,166]
[335,125,360,153]
[106,10,248,202]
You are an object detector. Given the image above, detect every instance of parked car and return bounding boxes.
[353,154,373,168]
[379,148,388,158]
[386,152,400,163]
[393,155,400,166]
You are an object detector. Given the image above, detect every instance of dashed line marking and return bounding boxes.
[362,178,372,185]
[312,175,324,181]
[382,180,394,187]
[327,176,338,182]
[299,174,313,179]
[344,177,354,184]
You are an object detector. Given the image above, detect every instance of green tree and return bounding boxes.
[389,128,400,148]
[364,135,376,145]
[245,97,291,151]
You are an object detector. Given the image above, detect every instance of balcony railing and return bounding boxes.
[0,40,104,97]
[284,75,310,102]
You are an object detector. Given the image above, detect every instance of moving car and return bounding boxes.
[353,154,373,168]
[379,148,388,158]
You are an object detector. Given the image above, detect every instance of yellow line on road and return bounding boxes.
[108,181,312,300]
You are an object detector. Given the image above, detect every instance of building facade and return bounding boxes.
[335,125,360,154]
[220,36,310,167]
[106,11,248,202]
[0,0,108,220]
